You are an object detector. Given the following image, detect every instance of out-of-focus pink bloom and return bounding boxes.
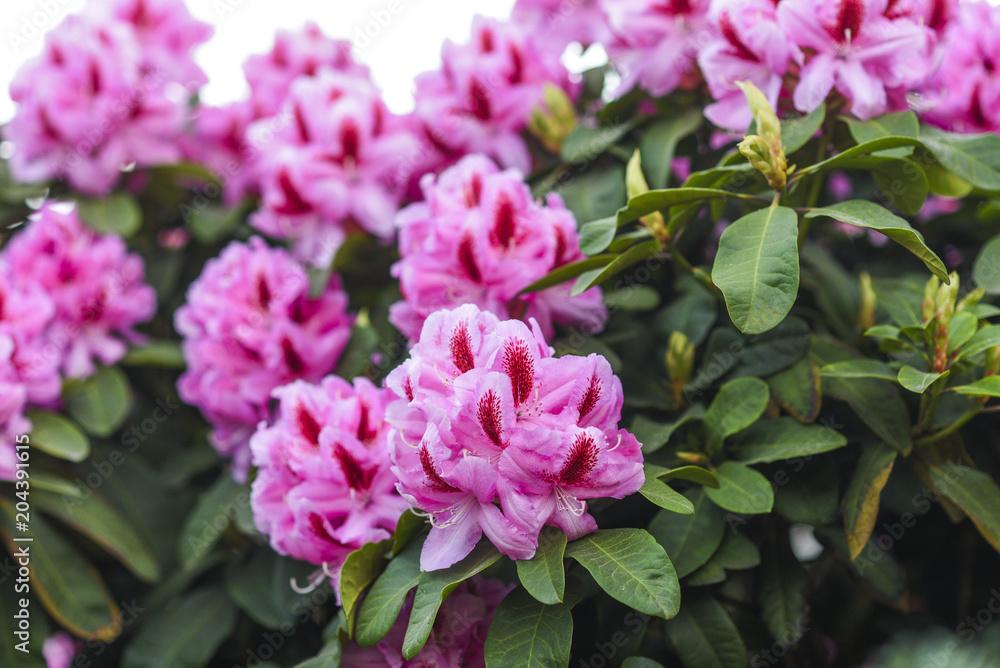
[827,171,853,200]
[43,633,77,668]
[183,102,260,204]
[385,305,643,571]
[250,376,407,584]
[341,575,512,667]
[0,339,32,482]
[412,16,578,174]
[250,71,420,267]
[0,270,61,407]
[4,7,204,195]
[390,155,606,342]
[3,205,156,379]
[601,0,712,97]
[512,0,612,49]
[87,0,213,85]
[175,238,354,478]
[778,0,928,120]
[699,0,800,131]
[920,1,1000,133]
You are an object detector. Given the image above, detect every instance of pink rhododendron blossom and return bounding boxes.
[4,5,208,195]
[699,0,800,132]
[512,0,612,49]
[341,575,511,667]
[43,633,77,668]
[175,238,354,478]
[601,0,712,97]
[920,1,1000,133]
[385,305,643,571]
[412,16,578,173]
[390,155,606,342]
[250,71,421,267]
[777,0,928,120]
[3,205,156,379]
[250,376,407,587]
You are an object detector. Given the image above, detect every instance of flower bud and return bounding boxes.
[986,345,1000,378]
[528,83,578,154]
[666,331,695,407]
[921,275,940,323]
[736,81,787,190]
[957,286,984,313]
[859,271,876,331]
[627,149,667,240]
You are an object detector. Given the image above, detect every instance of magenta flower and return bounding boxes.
[412,16,578,173]
[182,101,260,204]
[250,376,408,583]
[175,238,354,478]
[42,633,77,668]
[340,575,511,667]
[602,0,712,97]
[390,155,606,342]
[385,305,643,571]
[920,1,1000,133]
[699,0,801,132]
[3,205,155,379]
[778,0,928,120]
[512,0,612,50]
[250,71,421,267]
[0,340,32,483]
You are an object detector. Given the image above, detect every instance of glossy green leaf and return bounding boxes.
[659,465,720,488]
[561,122,633,164]
[121,340,186,368]
[25,411,90,462]
[656,275,718,347]
[800,136,923,175]
[578,216,618,255]
[758,538,808,643]
[897,366,947,393]
[484,588,572,668]
[843,444,897,561]
[768,358,821,422]
[649,488,725,578]
[516,527,567,605]
[713,206,800,335]
[178,474,247,569]
[920,128,1000,191]
[224,550,313,630]
[704,461,774,514]
[631,404,705,454]
[664,595,746,668]
[356,540,422,647]
[617,187,751,227]
[703,377,770,453]
[730,315,810,379]
[403,540,502,659]
[639,466,695,514]
[728,417,847,464]
[640,110,703,188]
[955,325,1000,362]
[805,200,947,280]
[340,540,389,636]
[77,193,142,237]
[950,377,1000,397]
[973,234,1000,294]
[782,104,826,153]
[554,162,627,222]
[948,312,979,353]
[565,529,680,620]
[844,111,918,157]
[928,465,1000,553]
[685,531,760,586]
[33,489,159,583]
[571,238,660,295]
[520,255,615,293]
[819,359,897,381]
[391,510,426,556]
[64,365,133,438]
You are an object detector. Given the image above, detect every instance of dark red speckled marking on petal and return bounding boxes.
[477,389,504,448]
[282,338,306,375]
[336,445,376,491]
[577,374,602,422]
[557,432,599,485]
[296,403,322,446]
[457,232,482,283]
[491,192,517,248]
[503,338,534,406]
[449,322,476,373]
[420,446,459,492]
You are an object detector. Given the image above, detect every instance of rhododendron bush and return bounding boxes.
[5,0,1000,665]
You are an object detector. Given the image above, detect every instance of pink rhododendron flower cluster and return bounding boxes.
[341,575,511,667]
[511,0,612,50]
[249,70,421,267]
[385,305,644,571]
[390,155,607,342]
[411,16,579,174]
[175,238,354,478]
[250,376,407,586]
[3,0,211,195]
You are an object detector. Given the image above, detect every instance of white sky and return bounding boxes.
[0,0,518,122]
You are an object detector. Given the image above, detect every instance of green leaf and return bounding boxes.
[728,417,846,464]
[805,200,948,281]
[730,315,810,379]
[950,376,1000,397]
[25,411,90,462]
[186,204,244,245]
[178,474,247,569]
[928,465,1000,553]
[293,614,343,668]
[403,540,502,659]
[554,162,627,222]
[520,255,615,293]
[871,277,925,328]
[782,104,826,153]
[484,588,572,668]
[639,466,696,514]
[571,238,660,295]
[973,234,1000,295]
[631,404,705,454]
[617,187,750,227]
[871,158,929,215]
[603,285,660,311]
[33,489,159,583]
[920,128,1000,191]
[897,366,947,393]
[773,460,839,525]
[623,659,665,668]
[64,365,133,438]
[648,488,725,578]
[356,540,422,647]
[659,465,720,488]
[664,595,747,668]
[334,322,379,380]
[800,136,923,175]
[76,193,142,237]
[391,510,426,556]
[844,111,918,157]
[561,122,633,164]
[564,529,680,619]
[704,461,774,514]
[685,531,760,586]
[516,527,567,605]
[656,275,718,347]
[768,358,821,423]
[819,359,897,381]
[121,585,237,668]
[0,502,120,641]
[641,111,703,188]
[948,311,979,354]
[340,540,389,637]
[703,377,770,453]
[224,550,312,630]
[713,206,800,335]
[121,340,186,368]
[578,216,618,255]
[865,325,903,340]
[955,325,1000,362]
[843,444,897,561]
[925,160,973,196]
[758,539,808,644]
